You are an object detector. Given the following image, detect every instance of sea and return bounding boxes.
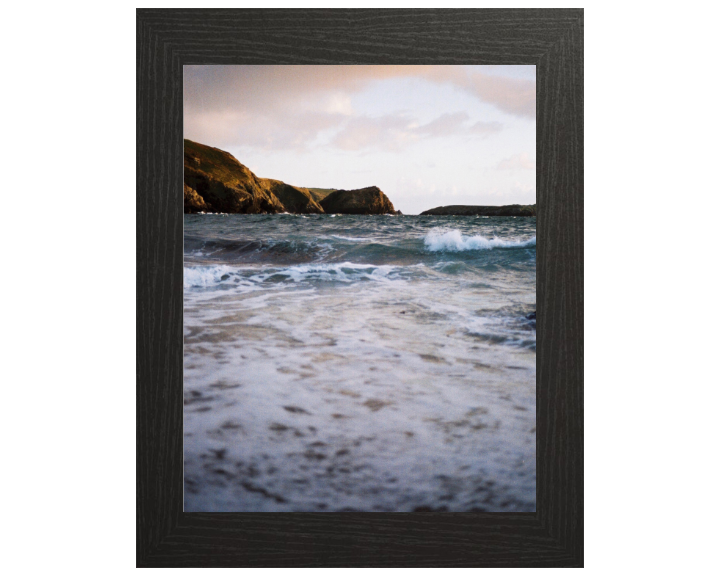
[183,213,536,512]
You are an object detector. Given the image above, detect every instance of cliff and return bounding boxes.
[261,179,324,214]
[419,204,536,217]
[320,186,398,215]
[184,139,399,215]
[184,139,284,214]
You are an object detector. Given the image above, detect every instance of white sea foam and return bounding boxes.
[184,262,407,291]
[327,235,371,242]
[184,265,235,288]
[278,262,397,283]
[183,266,536,512]
[424,229,536,252]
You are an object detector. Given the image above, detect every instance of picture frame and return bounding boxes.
[137,8,583,568]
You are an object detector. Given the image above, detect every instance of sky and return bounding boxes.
[184,65,535,215]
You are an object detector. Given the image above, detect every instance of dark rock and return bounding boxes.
[526,311,536,320]
[320,186,397,215]
[183,183,210,212]
[420,204,536,217]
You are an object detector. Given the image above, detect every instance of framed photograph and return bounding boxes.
[137,8,583,567]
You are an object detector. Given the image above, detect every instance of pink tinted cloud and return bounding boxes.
[415,112,470,137]
[332,111,503,152]
[184,65,535,119]
[452,71,535,118]
[332,114,417,152]
[184,109,344,151]
[183,65,530,151]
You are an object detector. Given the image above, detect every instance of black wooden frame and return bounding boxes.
[137,8,583,567]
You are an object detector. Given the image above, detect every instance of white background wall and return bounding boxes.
[1,1,717,574]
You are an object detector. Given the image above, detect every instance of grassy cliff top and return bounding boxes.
[301,188,337,203]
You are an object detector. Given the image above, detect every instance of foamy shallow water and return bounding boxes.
[184,214,536,511]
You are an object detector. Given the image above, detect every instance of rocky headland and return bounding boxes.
[320,186,399,215]
[184,139,285,214]
[184,139,397,215]
[420,204,536,217]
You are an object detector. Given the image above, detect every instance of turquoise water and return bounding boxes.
[184,214,536,511]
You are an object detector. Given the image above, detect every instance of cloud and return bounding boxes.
[331,111,504,152]
[415,112,470,137]
[469,120,503,136]
[184,109,345,151]
[452,71,535,118]
[184,65,535,118]
[183,65,533,151]
[497,153,536,170]
[333,113,416,152]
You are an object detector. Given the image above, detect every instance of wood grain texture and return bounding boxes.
[137,8,583,567]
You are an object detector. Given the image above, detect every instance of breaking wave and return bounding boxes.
[184,262,414,290]
[424,229,536,252]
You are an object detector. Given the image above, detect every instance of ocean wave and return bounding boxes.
[327,235,372,242]
[424,229,536,252]
[184,237,332,264]
[267,262,399,283]
[184,265,236,288]
[185,262,411,290]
